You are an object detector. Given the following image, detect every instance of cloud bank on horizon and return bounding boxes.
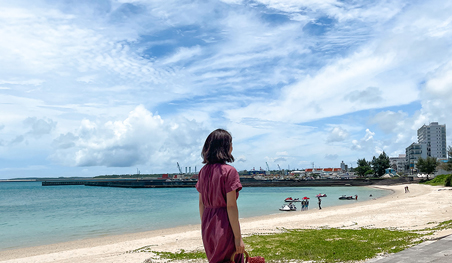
[1,0,452,178]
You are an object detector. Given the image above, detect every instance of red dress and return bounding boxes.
[196,163,244,263]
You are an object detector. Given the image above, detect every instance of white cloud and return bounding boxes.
[346,87,383,104]
[421,61,452,122]
[326,126,349,143]
[51,105,208,169]
[160,46,203,65]
[23,117,57,138]
[0,79,44,85]
[10,135,25,146]
[76,75,97,83]
[273,157,287,163]
[370,111,408,134]
[236,155,247,162]
[224,1,452,126]
[351,129,376,152]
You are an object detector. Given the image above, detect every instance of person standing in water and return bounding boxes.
[196,129,245,263]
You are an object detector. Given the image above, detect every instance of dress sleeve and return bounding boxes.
[195,181,200,193]
[195,166,204,193]
[224,165,242,193]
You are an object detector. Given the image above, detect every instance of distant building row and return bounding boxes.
[390,122,447,173]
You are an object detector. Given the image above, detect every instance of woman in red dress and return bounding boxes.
[196,129,245,263]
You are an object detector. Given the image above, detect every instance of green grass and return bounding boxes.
[139,220,452,262]
[131,247,207,262]
[243,228,423,262]
[138,227,431,262]
[425,220,452,231]
[151,249,207,261]
[421,174,452,186]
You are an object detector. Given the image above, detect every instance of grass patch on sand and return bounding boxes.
[133,247,207,262]
[243,228,423,262]
[151,249,207,261]
[425,220,452,231]
[142,227,428,262]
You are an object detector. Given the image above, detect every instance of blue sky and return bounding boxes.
[1,0,452,179]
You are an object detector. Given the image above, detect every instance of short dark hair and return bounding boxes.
[201,129,234,164]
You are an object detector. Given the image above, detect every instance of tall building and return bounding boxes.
[390,154,406,173]
[340,161,348,172]
[406,143,427,172]
[417,122,447,158]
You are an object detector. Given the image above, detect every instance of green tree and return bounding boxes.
[371,152,390,177]
[448,145,452,158]
[416,156,440,180]
[365,169,374,176]
[355,158,372,177]
[444,146,452,171]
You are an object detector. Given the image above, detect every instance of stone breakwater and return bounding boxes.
[41,177,414,188]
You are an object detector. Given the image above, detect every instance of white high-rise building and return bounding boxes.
[390,154,406,173]
[406,143,427,172]
[417,122,447,158]
[340,161,347,171]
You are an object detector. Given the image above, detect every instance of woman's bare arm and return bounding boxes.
[226,190,245,254]
[198,193,205,221]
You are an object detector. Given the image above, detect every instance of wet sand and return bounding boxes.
[1,184,451,263]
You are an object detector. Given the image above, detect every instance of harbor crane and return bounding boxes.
[266,162,270,171]
[177,162,183,174]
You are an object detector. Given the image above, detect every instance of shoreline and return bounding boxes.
[1,184,451,262]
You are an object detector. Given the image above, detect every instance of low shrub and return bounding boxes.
[421,174,452,186]
[445,174,452,186]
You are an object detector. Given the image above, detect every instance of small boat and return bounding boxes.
[338,195,355,200]
[279,204,291,211]
[316,194,327,198]
[285,197,301,202]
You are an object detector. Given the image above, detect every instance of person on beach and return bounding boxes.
[318,197,322,210]
[196,129,245,263]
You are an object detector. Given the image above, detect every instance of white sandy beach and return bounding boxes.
[1,184,451,263]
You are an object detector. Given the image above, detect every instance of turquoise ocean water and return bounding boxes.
[0,182,390,251]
